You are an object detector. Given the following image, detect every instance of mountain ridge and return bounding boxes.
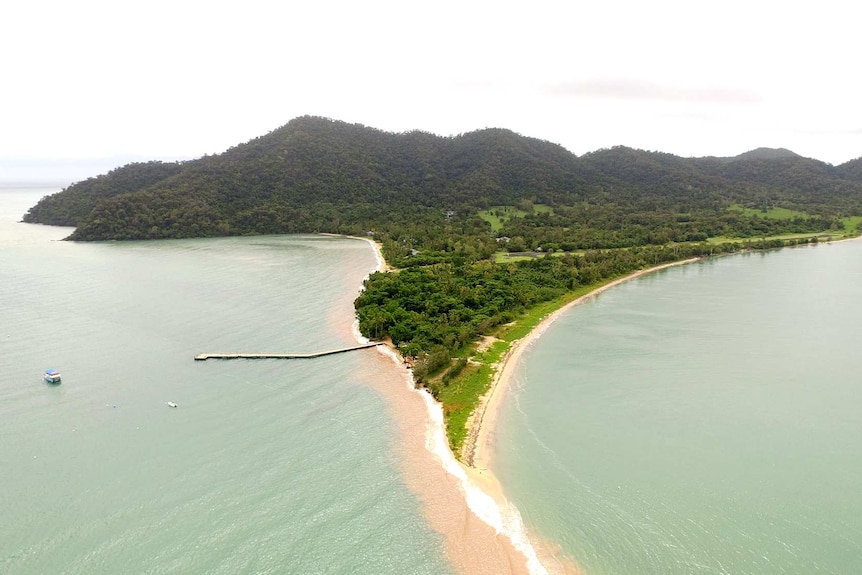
[22,116,862,243]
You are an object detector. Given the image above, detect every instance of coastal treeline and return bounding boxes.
[23,161,186,227]
[356,239,793,397]
[22,117,862,450]
[23,117,862,366]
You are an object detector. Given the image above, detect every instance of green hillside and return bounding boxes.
[23,116,862,455]
[24,116,862,248]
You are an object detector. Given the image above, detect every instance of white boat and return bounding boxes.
[44,368,61,383]
[167,402,178,408]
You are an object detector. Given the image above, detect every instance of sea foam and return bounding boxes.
[354,236,550,575]
[368,339,550,575]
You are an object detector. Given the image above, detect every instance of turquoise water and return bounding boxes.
[11,184,862,575]
[495,246,862,573]
[0,187,453,575]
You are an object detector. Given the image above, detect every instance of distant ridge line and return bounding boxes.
[193,342,382,361]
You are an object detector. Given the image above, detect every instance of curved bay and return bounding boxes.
[495,243,862,574]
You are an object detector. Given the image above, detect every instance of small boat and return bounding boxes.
[44,368,61,383]
[167,402,178,408]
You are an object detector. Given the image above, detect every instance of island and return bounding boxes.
[24,115,862,460]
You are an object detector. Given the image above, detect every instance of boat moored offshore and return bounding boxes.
[43,369,61,383]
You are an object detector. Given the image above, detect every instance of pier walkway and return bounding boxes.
[194,342,382,361]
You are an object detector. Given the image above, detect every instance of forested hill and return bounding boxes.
[836,156,862,181]
[22,116,862,242]
[23,160,186,227]
[25,117,585,240]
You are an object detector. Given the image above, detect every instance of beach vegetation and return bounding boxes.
[21,117,862,460]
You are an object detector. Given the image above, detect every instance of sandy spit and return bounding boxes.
[349,236,701,573]
[345,235,583,575]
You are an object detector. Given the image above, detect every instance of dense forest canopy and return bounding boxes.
[23,115,862,247]
[24,116,862,444]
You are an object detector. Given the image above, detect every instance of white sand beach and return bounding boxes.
[352,237,698,575]
[468,258,701,474]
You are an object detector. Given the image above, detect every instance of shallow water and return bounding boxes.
[0,187,454,575]
[495,244,862,573]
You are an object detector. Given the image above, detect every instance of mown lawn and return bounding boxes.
[478,204,553,232]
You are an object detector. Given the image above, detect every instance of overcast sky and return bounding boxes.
[2,0,860,181]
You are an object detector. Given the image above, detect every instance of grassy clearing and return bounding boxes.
[726,206,862,239]
[493,252,537,263]
[437,345,505,453]
[478,206,526,231]
[841,216,862,234]
[493,248,584,263]
[729,204,812,220]
[478,204,554,232]
[706,231,848,244]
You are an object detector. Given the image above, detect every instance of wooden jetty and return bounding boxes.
[194,342,382,361]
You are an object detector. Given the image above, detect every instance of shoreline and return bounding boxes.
[349,233,702,574]
[467,257,702,473]
[346,232,861,470]
[349,234,563,575]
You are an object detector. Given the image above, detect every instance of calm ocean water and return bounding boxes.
[0,187,453,575]
[10,184,861,575]
[495,242,862,573]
